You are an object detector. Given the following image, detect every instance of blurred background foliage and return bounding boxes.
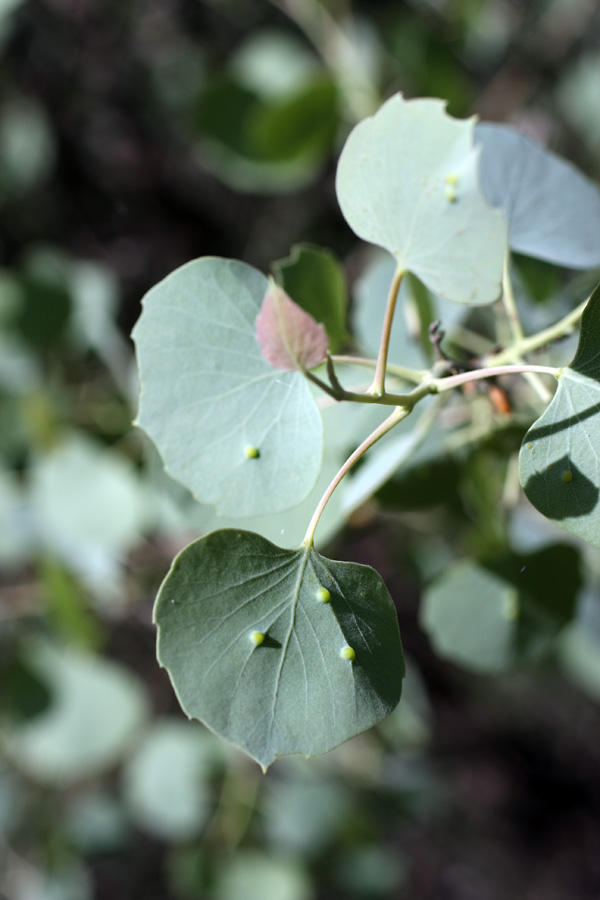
[2,0,600,898]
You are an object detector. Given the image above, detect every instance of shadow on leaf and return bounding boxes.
[525,400,600,441]
[523,455,598,520]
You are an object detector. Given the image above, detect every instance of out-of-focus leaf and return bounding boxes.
[230,29,319,99]
[558,54,600,156]
[247,77,338,162]
[122,720,220,841]
[30,433,145,559]
[262,779,351,856]
[0,94,55,203]
[14,247,72,347]
[0,640,149,786]
[213,852,312,900]
[195,76,336,192]
[421,544,581,673]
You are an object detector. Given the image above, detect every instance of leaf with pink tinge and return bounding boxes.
[257,279,329,371]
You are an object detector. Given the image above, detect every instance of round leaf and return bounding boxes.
[154,529,405,770]
[421,546,580,673]
[133,258,323,517]
[0,640,148,786]
[122,721,215,841]
[336,94,507,306]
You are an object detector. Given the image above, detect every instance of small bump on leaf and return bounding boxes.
[562,470,573,484]
[244,444,260,459]
[340,646,356,661]
[249,631,265,646]
[444,185,458,203]
[316,587,331,603]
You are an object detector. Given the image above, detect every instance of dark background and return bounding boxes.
[2,1,600,898]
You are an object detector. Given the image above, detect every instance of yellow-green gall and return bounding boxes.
[445,173,459,185]
[249,631,265,646]
[444,185,457,203]
[244,445,260,459]
[340,645,355,661]
[316,587,331,603]
[562,470,573,484]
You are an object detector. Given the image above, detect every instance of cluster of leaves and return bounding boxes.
[133,93,600,769]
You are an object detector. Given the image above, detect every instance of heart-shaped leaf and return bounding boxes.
[519,283,600,546]
[336,94,507,306]
[132,258,323,517]
[476,122,600,269]
[154,529,405,770]
[256,278,329,371]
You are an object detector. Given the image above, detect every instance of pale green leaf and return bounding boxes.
[0,641,149,786]
[30,434,145,557]
[476,122,600,268]
[519,284,600,545]
[154,529,404,770]
[336,94,507,305]
[133,257,323,517]
[213,852,312,900]
[122,721,219,841]
[421,545,580,673]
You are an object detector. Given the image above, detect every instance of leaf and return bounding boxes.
[0,640,149,786]
[476,122,600,268]
[256,279,329,371]
[154,529,404,770]
[420,545,580,673]
[213,852,312,900]
[30,433,145,559]
[273,243,348,352]
[122,720,220,841]
[195,77,334,193]
[132,258,324,517]
[519,284,600,545]
[336,94,507,306]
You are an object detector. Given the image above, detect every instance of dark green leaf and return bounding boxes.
[154,529,404,770]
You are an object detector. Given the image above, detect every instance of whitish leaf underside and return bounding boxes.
[132,258,323,517]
